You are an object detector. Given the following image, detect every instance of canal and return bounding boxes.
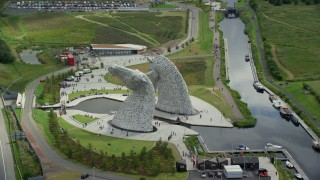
[192,2,320,179]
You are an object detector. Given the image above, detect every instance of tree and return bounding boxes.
[100,62,104,68]
[167,47,171,53]
[0,40,14,64]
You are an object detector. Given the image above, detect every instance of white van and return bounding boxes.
[83,69,92,74]
[75,71,84,77]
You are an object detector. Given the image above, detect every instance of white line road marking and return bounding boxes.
[0,140,7,180]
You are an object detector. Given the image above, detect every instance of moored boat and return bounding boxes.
[253,81,264,92]
[265,143,282,150]
[269,93,278,102]
[312,140,320,152]
[291,115,300,126]
[279,105,292,119]
[286,160,294,168]
[295,173,303,180]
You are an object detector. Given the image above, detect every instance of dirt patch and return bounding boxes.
[271,45,294,80]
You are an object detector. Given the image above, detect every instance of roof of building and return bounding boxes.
[224,165,243,172]
[231,156,259,164]
[177,159,186,164]
[90,44,147,50]
[208,158,218,163]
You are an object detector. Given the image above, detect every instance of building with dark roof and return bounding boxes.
[231,156,259,170]
[90,44,147,56]
[176,159,187,172]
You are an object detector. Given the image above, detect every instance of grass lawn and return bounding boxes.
[283,81,320,122]
[236,0,246,9]
[189,85,233,118]
[58,118,155,157]
[256,1,320,79]
[72,114,98,124]
[308,81,320,94]
[33,109,56,144]
[151,4,178,9]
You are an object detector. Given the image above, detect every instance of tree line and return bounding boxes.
[48,109,176,176]
[0,39,14,64]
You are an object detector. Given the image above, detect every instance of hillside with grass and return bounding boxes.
[256,1,320,80]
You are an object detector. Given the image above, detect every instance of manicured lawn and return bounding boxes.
[33,109,55,144]
[308,81,320,94]
[72,114,98,124]
[189,85,233,118]
[58,118,155,157]
[284,81,320,122]
[256,1,320,79]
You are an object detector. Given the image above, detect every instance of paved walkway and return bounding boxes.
[210,10,243,120]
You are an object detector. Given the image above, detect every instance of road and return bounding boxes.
[0,99,16,180]
[22,69,130,180]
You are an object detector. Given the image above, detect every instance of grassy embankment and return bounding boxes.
[241,1,320,136]
[150,3,178,9]
[2,109,42,179]
[0,12,186,92]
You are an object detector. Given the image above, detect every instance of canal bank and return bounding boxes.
[192,1,320,179]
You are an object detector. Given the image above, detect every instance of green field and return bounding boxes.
[58,118,155,157]
[151,4,178,9]
[72,114,98,124]
[284,81,320,122]
[0,12,185,47]
[256,1,320,79]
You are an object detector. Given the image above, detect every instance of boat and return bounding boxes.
[295,173,303,180]
[286,160,294,168]
[279,105,292,119]
[245,54,250,62]
[236,144,250,150]
[269,94,278,102]
[312,140,320,151]
[290,115,300,126]
[253,81,264,92]
[265,143,282,150]
[272,99,283,109]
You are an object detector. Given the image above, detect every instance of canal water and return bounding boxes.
[192,3,320,179]
[71,98,122,114]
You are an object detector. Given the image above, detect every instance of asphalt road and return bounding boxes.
[0,101,16,180]
[22,68,131,180]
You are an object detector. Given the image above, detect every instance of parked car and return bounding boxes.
[65,76,74,81]
[207,171,214,177]
[80,173,89,179]
[39,79,45,83]
[200,172,207,178]
[83,68,92,74]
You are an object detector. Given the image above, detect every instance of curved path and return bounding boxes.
[22,69,130,180]
[210,10,243,120]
